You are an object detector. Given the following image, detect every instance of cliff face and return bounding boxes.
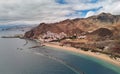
[24,13,120,41]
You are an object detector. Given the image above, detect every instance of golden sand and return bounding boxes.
[44,43,120,67]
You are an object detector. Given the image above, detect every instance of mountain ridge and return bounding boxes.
[24,12,120,40]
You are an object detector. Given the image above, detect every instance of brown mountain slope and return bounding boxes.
[24,13,120,40]
[87,12,120,24]
[90,28,113,37]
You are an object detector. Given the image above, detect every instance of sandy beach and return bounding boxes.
[44,43,120,67]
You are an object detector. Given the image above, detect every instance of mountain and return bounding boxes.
[24,13,120,41]
[87,12,120,24]
[89,28,113,37]
[0,24,35,32]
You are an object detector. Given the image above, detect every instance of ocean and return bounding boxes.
[0,31,120,74]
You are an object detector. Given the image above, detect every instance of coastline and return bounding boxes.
[43,42,120,67]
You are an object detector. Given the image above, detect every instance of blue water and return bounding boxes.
[0,31,120,74]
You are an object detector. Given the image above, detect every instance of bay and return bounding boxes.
[0,31,120,74]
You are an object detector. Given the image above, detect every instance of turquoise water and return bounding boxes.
[46,46,120,74]
[0,31,120,74]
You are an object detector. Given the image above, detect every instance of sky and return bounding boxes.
[0,0,120,25]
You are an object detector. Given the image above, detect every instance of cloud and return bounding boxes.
[98,0,120,15]
[85,0,120,17]
[0,0,120,25]
[85,11,96,17]
[0,0,74,24]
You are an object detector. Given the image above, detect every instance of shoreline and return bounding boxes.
[43,42,120,67]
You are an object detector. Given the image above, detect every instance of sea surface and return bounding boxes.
[0,31,120,74]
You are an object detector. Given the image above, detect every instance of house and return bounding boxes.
[78,36,86,39]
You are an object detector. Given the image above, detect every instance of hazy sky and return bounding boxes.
[0,0,120,25]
